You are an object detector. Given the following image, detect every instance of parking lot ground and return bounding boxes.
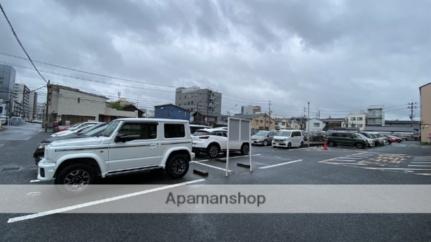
[1,129,431,241]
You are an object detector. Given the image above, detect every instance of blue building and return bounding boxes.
[154,104,190,120]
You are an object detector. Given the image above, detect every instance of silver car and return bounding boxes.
[251,130,276,146]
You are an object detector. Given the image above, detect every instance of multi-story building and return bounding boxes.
[28,91,38,121]
[13,83,30,119]
[420,83,431,143]
[175,87,222,117]
[36,103,46,121]
[347,112,367,130]
[0,64,16,115]
[367,106,385,126]
[241,105,261,115]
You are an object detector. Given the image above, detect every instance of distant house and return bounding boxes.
[305,118,326,133]
[154,104,190,120]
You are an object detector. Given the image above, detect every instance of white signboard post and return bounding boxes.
[226,117,252,176]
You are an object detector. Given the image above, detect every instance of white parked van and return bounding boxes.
[272,130,304,148]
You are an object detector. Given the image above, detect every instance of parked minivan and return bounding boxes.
[272,130,304,148]
[327,131,368,149]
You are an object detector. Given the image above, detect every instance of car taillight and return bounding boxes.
[199,136,209,139]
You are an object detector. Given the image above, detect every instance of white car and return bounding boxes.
[272,130,304,148]
[192,128,250,158]
[51,121,99,137]
[38,118,194,185]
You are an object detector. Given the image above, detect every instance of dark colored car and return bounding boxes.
[33,123,107,164]
[327,131,368,149]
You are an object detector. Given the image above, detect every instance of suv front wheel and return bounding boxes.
[165,154,189,179]
[55,163,97,186]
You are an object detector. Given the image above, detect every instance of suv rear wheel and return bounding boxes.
[55,163,97,190]
[207,144,220,159]
[165,154,189,179]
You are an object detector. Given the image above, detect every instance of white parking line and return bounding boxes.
[29,179,40,183]
[191,161,232,173]
[7,178,205,224]
[363,167,431,171]
[258,159,302,170]
[408,164,431,167]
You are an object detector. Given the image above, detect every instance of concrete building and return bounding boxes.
[175,87,222,117]
[241,105,261,115]
[0,65,16,108]
[347,112,367,130]
[46,84,139,127]
[13,83,30,119]
[367,106,385,126]
[420,83,431,143]
[36,103,45,121]
[28,91,37,121]
[154,104,190,120]
[305,118,326,133]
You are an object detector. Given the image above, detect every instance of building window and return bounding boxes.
[77,97,80,103]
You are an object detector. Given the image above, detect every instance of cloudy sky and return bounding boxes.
[0,0,428,119]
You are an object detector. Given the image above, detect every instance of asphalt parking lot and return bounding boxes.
[1,123,431,241]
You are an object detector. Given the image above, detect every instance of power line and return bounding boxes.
[0,3,48,84]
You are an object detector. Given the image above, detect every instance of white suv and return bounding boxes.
[192,128,250,158]
[272,130,304,148]
[38,118,194,185]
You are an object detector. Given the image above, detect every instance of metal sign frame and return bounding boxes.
[226,117,252,176]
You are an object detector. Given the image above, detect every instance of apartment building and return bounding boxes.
[13,83,30,119]
[367,106,385,126]
[0,64,15,105]
[175,87,222,117]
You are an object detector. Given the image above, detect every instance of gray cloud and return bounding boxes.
[0,0,427,119]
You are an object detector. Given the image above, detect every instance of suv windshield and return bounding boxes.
[99,120,120,137]
[83,124,107,136]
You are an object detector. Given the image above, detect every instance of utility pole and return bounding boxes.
[307,101,310,147]
[44,80,50,132]
[268,100,272,130]
[407,102,418,126]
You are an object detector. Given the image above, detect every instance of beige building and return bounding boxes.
[234,113,275,130]
[420,83,431,143]
[46,84,139,127]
